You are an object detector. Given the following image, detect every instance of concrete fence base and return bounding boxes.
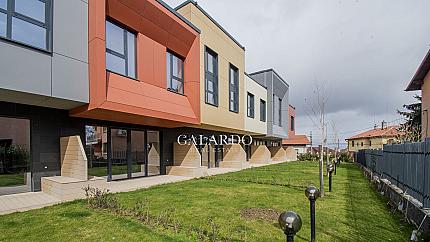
[360,165,430,237]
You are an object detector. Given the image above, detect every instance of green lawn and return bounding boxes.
[88,164,142,177]
[0,162,413,241]
[0,173,25,187]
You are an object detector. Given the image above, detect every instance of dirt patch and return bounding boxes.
[240,208,280,222]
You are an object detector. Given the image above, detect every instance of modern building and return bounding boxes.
[345,125,400,152]
[282,105,310,159]
[0,0,294,197]
[406,49,430,140]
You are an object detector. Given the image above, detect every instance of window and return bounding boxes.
[229,64,239,112]
[205,47,218,106]
[0,0,52,51]
[369,140,372,146]
[247,92,254,118]
[361,142,363,147]
[106,20,136,79]
[290,116,295,131]
[260,99,266,122]
[351,141,354,147]
[279,98,282,126]
[166,51,184,94]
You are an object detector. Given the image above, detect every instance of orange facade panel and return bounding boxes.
[72,0,200,127]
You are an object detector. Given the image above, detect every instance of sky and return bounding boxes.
[164,0,430,147]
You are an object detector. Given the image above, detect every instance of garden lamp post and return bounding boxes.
[334,159,337,175]
[328,164,334,192]
[305,186,320,242]
[278,211,302,242]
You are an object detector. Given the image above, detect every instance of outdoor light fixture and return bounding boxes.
[278,211,302,242]
[305,186,320,242]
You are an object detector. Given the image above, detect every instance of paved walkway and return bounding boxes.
[0,192,60,215]
[0,162,286,215]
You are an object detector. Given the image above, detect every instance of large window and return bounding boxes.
[106,20,136,79]
[0,0,52,51]
[278,98,282,126]
[247,92,254,118]
[229,64,239,112]
[205,47,218,106]
[166,51,184,94]
[260,99,266,122]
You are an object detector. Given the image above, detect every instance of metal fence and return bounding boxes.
[356,139,430,208]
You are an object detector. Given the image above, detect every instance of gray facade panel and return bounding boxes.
[52,54,89,103]
[53,0,88,63]
[0,41,52,96]
[0,0,89,109]
[250,69,290,139]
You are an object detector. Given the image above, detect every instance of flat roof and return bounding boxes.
[245,72,267,89]
[248,68,290,87]
[175,0,245,51]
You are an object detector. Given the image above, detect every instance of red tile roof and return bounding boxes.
[283,135,310,145]
[346,126,400,140]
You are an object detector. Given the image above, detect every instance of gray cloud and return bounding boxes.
[165,0,430,146]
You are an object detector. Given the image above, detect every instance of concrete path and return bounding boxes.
[0,192,60,215]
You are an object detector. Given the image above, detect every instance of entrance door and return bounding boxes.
[0,117,31,195]
[110,128,128,180]
[131,130,146,178]
[147,131,160,176]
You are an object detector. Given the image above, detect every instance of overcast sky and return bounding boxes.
[165,0,430,147]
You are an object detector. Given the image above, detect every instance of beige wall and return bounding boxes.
[244,75,267,135]
[178,4,246,133]
[422,72,430,140]
[347,137,397,152]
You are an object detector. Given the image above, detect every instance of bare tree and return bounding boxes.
[305,81,329,197]
[331,120,338,165]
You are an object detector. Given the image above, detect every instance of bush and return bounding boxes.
[298,153,320,161]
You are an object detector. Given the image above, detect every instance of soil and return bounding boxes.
[240,208,280,222]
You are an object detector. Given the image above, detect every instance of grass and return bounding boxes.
[88,164,143,177]
[0,162,413,241]
[0,173,25,187]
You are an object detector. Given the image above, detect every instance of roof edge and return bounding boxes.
[175,0,245,51]
[156,0,201,34]
[248,68,290,87]
[405,49,430,91]
[245,72,267,89]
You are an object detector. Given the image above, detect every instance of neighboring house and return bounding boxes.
[283,135,310,155]
[346,126,400,152]
[405,49,430,140]
[282,105,310,156]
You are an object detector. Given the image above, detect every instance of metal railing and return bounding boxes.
[356,139,430,207]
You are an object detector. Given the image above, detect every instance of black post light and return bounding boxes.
[334,158,337,175]
[278,211,302,242]
[328,164,334,192]
[305,186,320,242]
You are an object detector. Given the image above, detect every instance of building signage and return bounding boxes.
[177,134,252,146]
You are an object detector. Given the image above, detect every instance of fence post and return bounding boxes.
[424,139,429,208]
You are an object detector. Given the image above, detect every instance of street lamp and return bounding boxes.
[278,211,302,242]
[305,186,320,242]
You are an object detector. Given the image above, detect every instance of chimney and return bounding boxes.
[381,120,386,130]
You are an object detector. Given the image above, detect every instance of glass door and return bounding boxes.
[0,117,30,195]
[147,131,160,176]
[110,128,128,180]
[131,130,145,178]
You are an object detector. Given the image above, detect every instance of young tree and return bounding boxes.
[305,81,329,197]
[397,95,421,142]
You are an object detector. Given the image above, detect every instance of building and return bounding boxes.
[345,126,400,152]
[405,49,430,140]
[0,0,293,197]
[281,105,310,160]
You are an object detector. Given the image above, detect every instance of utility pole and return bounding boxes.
[310,131,313,154]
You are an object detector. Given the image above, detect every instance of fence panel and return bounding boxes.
[356,139,430,208]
